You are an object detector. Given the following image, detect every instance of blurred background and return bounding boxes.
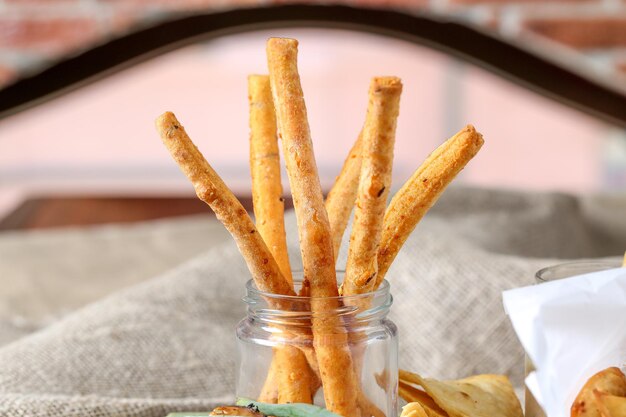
[0,0,625,228]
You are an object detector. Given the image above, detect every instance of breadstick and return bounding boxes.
[267,37,359,417]
[325,134,362,262]
[155,112,294,300]
[375,125,484,287]
[275,345,317,403]
[342,78,401,417]
[622,251,626,267]
[343,77,401,297]
[249,74,318,404]
[249,75,293,284]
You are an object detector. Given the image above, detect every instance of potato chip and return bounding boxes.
[399,380,448,417]
[572,367,626,417]
[400,370,523,417]
[594,392,626,417]
[401,402,430,417]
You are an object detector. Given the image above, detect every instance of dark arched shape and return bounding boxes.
[0,5,625,127]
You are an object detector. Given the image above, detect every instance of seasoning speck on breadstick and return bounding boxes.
[325,134,362,262]
[155,111,294,299]
[375,125,484,287]
[267,37,359,417]
[343,76,402,297]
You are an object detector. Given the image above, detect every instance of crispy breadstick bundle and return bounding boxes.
[343,77,401,297]
[156,112,294,300]
[375,125,484,287]
[326,134,362,262]
[267,37,359,417]
[248,75,293,284]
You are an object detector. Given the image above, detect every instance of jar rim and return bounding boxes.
[245,270,390,302]
[535,259,622,283]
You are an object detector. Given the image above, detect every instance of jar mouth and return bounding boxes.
[245,270,390,302]
[535,259,622,283]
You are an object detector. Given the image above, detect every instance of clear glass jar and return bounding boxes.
[236,273,398,417]
[524,259,622,417]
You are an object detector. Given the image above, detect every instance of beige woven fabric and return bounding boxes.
[0,215,229,346]
[0,187,624,416]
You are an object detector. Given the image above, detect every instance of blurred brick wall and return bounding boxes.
[0,0,625,88]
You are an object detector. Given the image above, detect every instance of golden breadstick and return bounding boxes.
[343,77,401,297]
[275,346,317,403]
[375,125,484,287]
[342,78,401,417]
[249,75,293,284]
[249,74,317,404]
[622,251,625,267]
[325,134,362,262]
[156,112,295,300]
[267,37,359,417]
[266,37,337,297]
[260,343,319,403]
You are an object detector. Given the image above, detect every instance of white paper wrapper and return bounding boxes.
[502,267,626,417]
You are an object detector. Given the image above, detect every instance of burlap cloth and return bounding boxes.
[0,187,624,417]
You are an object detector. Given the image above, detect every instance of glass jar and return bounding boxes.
[236,273,398,417]
[524,259,622,417]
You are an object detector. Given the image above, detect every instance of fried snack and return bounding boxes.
[399,380,447,416]
[248,74,293,284]
[267,37,359,417]
[342,76,401,297]
[401,402,449,417]
[594,392,626,417]
[325,134,362,262]
[572,367,626,417]
[210,406,263,416]
[275,345,316,404]
[260,343,321,404]
[376,126,484,286]
[249,74,316,404]
[400,370,523,417]
[400,403,429,417]
[155,112,294,300]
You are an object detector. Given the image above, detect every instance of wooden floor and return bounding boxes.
[0,196,276,230]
